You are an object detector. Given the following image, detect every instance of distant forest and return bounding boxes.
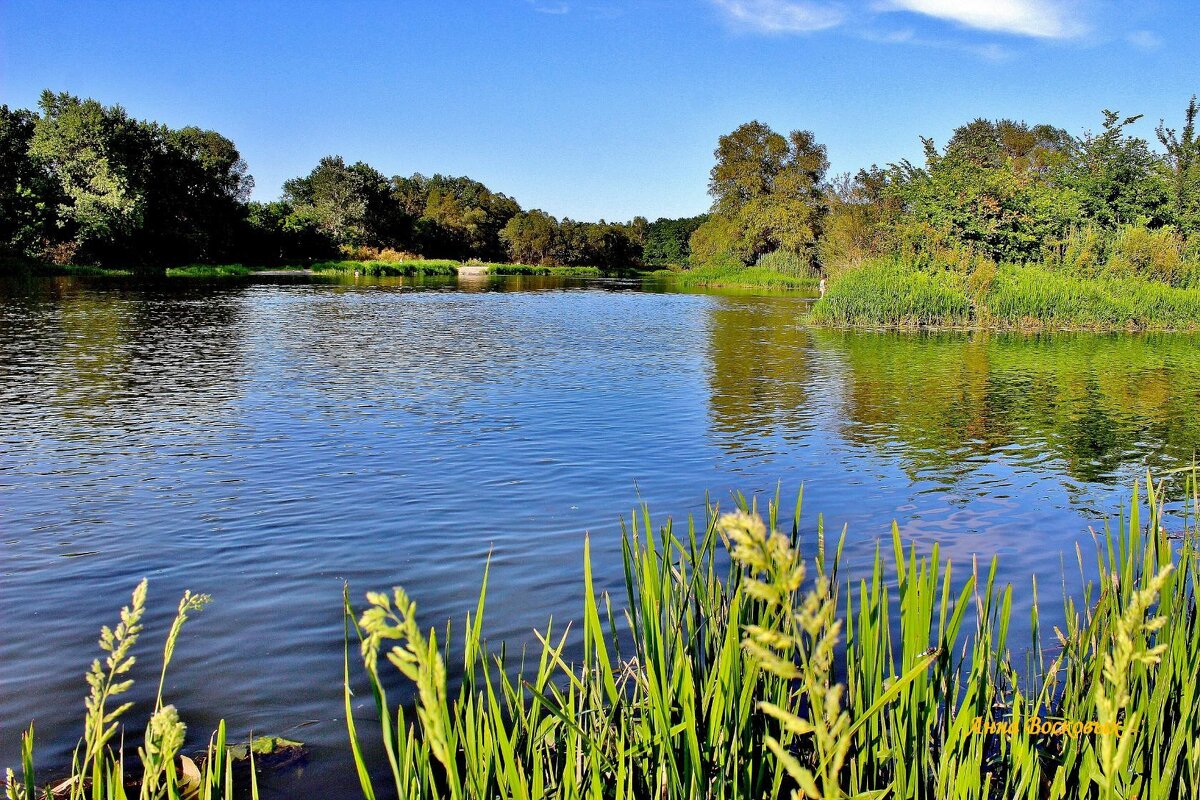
[2,88,1198,280]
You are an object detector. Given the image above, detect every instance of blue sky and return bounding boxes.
[1,1,1194,221]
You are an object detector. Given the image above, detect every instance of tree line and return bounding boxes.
[3,88,1197,280]
[0,90,699,272]
[693,97,1200,283]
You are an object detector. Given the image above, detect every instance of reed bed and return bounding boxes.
[984,265,1200,330]
[653,264,820,291]
[812,259,972,327]
[311,260,461,277]
[345,471,1200,799]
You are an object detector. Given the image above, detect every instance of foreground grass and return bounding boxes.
[815,259,1200,330]
[345,472,1200,799]
[5,585,254,800]
[11,475,1200,798]
[652,264,820,291]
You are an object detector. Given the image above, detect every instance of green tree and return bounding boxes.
[1069,110,1168,229]
[501,209,560,264]
[643,215,708,267]
[283,156,398,248]
[694,121,829,269]
[0,104,56,259]
[30,91,146,261]
[1157,95,1200,235]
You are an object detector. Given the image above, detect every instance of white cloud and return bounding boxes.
[711,0,846,33]
[1126,30,1162,50]
[877,0,1085,38]
[527,0,570,14]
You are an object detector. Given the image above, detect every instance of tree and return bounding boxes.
[501,209,559,264]
[282,156,398,248]
[697,121,829,269]
[30,91,145,262]
[643,215,708,267]
[0,104,56,259]
[891,119,1081,262]
[1070,110,1168,229]
[1157,96,1200,235]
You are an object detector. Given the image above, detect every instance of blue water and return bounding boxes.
[2,274,1197,797]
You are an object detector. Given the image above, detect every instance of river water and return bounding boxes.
[2,274,1198,797]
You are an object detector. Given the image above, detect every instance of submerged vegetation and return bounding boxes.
[342,472,1200,799]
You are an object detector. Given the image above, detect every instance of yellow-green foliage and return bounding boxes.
[812,259,973,327]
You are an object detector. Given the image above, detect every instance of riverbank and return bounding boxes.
[9,475,1198,799]
[649,263,820,291]
[813,258,1200,331]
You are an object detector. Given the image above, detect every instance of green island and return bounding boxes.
[5,92,1200,331]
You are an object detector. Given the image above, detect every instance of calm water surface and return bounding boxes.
[2,274,1199,797]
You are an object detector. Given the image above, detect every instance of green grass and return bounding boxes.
[984,264,1200,330]
[812,259,973,327]
[311,259,461,277]
[814,260,1200,331]
[652,264,820,291]
[483,263,604,278]
[345,470,1200,799]
[164,264,255,278]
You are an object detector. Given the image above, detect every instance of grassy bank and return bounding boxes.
[814,258,1200,330]
[652,263,820,291]
[483,263,603,278]
[164,264,257,278]
[11,475,1200,798]
[311,259,461,277]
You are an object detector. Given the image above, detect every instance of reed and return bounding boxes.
[5,584,251,800]
[652,264,820,291]
[811,258,972,327]
[311,260,461,277]
[345,471,1200,799]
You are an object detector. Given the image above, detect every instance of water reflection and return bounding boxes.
[3,274,1200,798]
[809,330,1200,487]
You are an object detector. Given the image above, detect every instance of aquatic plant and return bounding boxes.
[811,258,973,327]
[4,584,253,800]
[345,470,1200,798]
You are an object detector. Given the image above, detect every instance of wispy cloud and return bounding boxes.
[527,0,570,14]
[1126,29,1162,50]
[876,0,1085,39]
[711,0,845,34]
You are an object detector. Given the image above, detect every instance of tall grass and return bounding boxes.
[345,471,1200,799]
[5,584,253,800]
[311,260,461,277]
[652,263,820,291]
[985,264,1200,330]
[811,258,973,327]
